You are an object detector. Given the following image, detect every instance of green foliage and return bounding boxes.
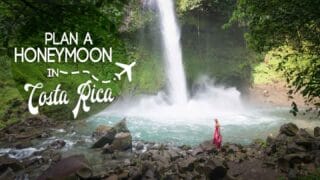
[177,0,202,13]
[229,0,320,105]
[180,11,256,90]
[121,46,165,95]
[121,0,155,32]
[270,46,320,104]
[0,0,130,120]
[177,0,236,18]
[252,57,283,85]
[0,56,24,128]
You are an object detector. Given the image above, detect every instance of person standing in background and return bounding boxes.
[213,118,222,149]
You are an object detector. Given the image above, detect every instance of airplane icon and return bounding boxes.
[114,61,136,82]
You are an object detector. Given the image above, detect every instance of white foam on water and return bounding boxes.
[0,147,44,160]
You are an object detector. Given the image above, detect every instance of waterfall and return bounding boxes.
[155,0,188,104]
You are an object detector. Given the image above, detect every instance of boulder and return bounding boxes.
[0,156,24,172]
[224,144,240,154]
[286,142,306,153]
[280,123,298,136]
[135,142,144,151]
[0,167,15,180]
[92,128,116,148]
[203,159,227,179]
[265,144,276,155]
[37,154,92,180]
[49,139,66,149]
[178,156,197,172]
[167,149,180,161]
[92,119,130,149]
[296,129,313,139]
[191,147,203,156]
[113,119,130,133]
[266,135,275,146]
[200,140,217,153]
[92,125,112,138]
[103,132,132,153]
[283,153,313,164]
[314,127,320,137]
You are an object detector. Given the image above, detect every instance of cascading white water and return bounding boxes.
[155,0,188,104]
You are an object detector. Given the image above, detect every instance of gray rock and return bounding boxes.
[0,156,24,171]
[266,135,275,146]
[135,142,144,151]
[265,144,276,155]
[103,132,132,153]
[280,123,299,136]
[37,154,92,180]
[167,149,180,161]
[203,159,227,179]
[113,119,130,133]
[296,129,313,139]
[92,124,112,138]
[314,127,320,137]
[0,167,15,180]
[92,119,130,149]
[191,147,203,156]
[200,140,216,154]
[178,156,197,172]
[284,153,313,164]
[49,139,66,149]
[286,142,306,153]
[92,128,116,148]
[225,144,240,154]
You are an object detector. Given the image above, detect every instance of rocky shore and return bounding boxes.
[0,116,319,179]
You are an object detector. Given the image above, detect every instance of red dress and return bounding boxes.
[213,125,222,149]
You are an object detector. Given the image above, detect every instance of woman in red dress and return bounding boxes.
[213,118,222,149]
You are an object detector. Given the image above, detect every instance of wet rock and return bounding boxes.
[135,142,144,151]
[113,119,130,133]
[103,132,132,153]
[0,167,15,180]
[128,167,142,179]
[294,139,314,151]
[41,149,61,163]
[92,128,116,148]
[92,119,130,149]
[314,127,320,137]
[283,153,313,164]
[280,123,298,136]
[266,135,275,146]
[93,125,112,138]
[265,144,276,155]
[200,140,216,154]
[288,168,297,179]
[0,156,24,172]
[37,154,92,180]
[178,156,197,172]
[286,142,306,153]
[277,158,290,172]
[314,156,320,167]
[224,144,240,154]
[49,139,66,149]
[203,159,227,179]
[296,129,313,139]
[167,149,180,161]
[106,174,118,180]
[179,144,191,151]
[191,147,203,156]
